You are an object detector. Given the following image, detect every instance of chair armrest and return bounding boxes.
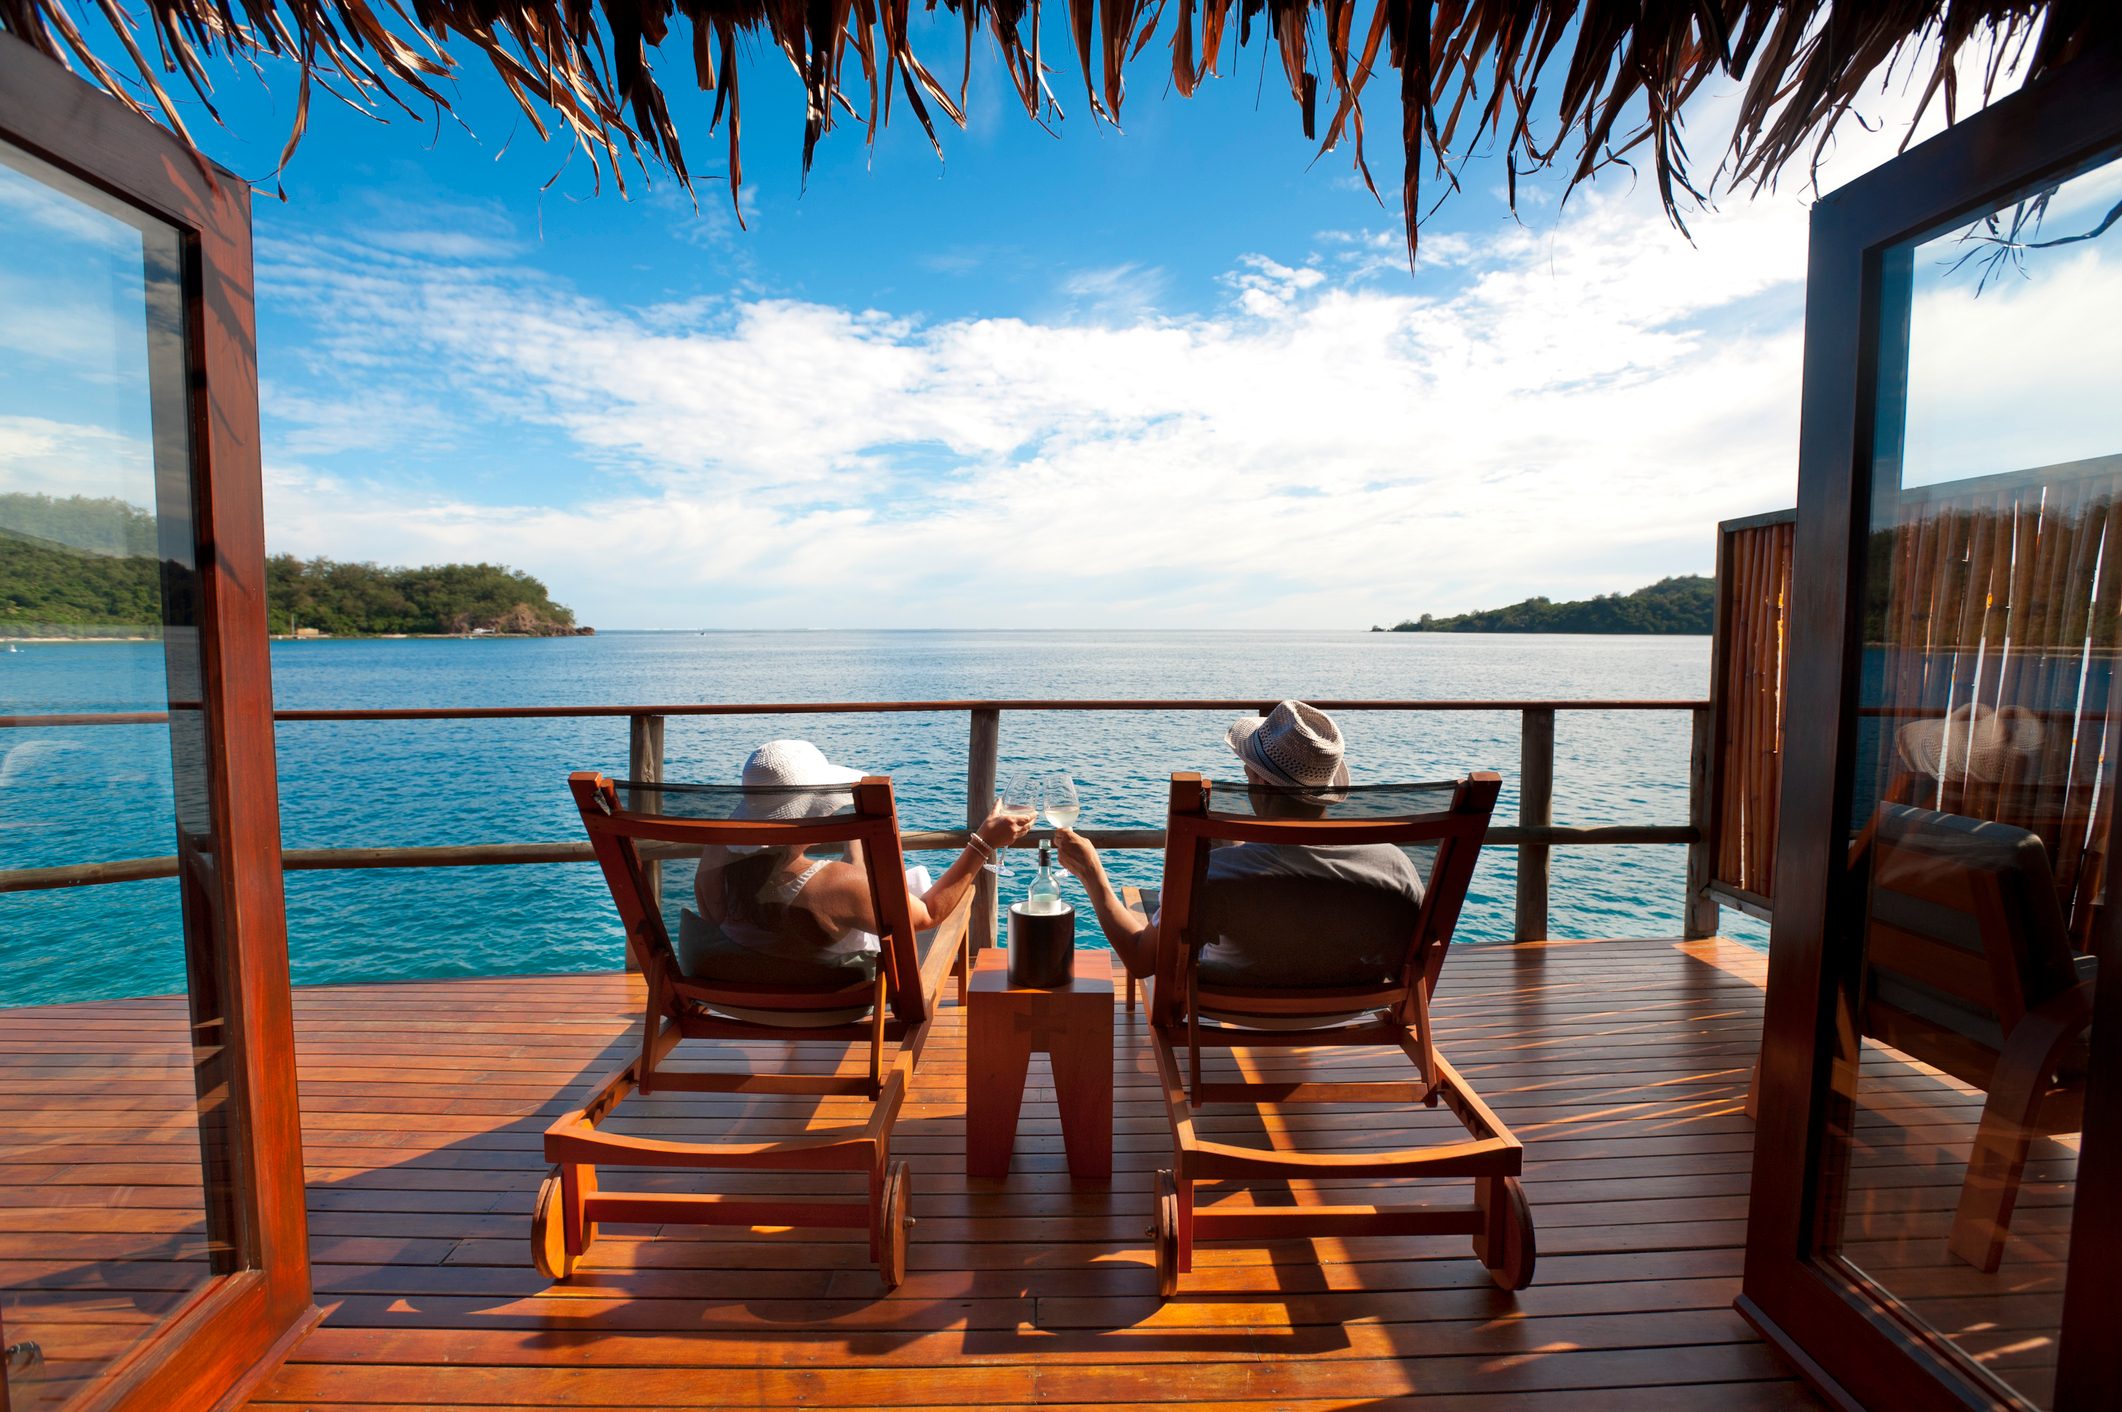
[2028,977,2096,1031]
[1992,978,2096,1104]
[1121,885,1159,917]
[915,887,975,1006]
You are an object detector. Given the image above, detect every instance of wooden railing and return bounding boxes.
[0,697,1719,945]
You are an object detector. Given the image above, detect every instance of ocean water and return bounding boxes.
[1,631,1761,1005]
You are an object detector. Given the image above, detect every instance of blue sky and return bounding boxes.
[4,14,2083,629]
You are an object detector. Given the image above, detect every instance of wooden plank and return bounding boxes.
[249,1342,1804,1404]
[1730,524,1762,892]
[1763,518,1793,894]
[245,1389,1823,1412]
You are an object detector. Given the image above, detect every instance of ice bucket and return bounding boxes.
[1006,903,1076,988]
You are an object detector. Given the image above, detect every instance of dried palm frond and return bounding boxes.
[1,0,2113,261]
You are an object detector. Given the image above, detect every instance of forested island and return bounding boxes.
[2,493,586,638]
[1376,575,1713,635]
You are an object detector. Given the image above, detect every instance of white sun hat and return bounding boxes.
[1226,700,1352,791]
[734,739,866,820]
[1895,704,2044,785]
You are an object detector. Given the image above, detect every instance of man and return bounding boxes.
[1054,700,1427,988]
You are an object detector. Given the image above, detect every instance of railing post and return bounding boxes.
[627,712,666,973]
[966,708,1001,959]
[1684,703,1720,939]
[1514,708,1554,943]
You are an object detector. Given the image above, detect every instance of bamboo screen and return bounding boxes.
[1864,456,2122,945]
[1710,513,1794,909]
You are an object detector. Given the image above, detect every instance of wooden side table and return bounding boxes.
[965,948,1113,1180]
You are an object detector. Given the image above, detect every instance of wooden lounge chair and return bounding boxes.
[1128,770,1531,1298]
[1852,803,2096,1272]
[538,771,970,1289]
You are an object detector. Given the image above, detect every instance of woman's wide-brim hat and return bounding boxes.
[1895,703,2044,785]
[733,739,866,822]
[1227,700,1352,796]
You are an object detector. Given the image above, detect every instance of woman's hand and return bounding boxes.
[1051,827,1102,882]
[976,808,1036,853]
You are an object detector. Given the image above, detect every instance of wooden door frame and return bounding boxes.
[1739,41,2122,1412]
[0,35,314,1411]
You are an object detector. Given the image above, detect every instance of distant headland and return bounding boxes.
[1,493,589,640]
[1375,575,1712,635]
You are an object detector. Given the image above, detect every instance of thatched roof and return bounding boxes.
[5,1,2114,258]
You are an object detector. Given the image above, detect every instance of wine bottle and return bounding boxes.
[1027,844,1063,913]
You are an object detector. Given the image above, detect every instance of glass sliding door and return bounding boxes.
[0,136,243,1410]
[1743,47,2122,1412]
[0,36,310,1412]
[1829,152,2122,1409]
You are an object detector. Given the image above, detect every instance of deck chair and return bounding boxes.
[1853,803,2096,1272]
[1130,770,1531,1298]
[537,771,971,1289]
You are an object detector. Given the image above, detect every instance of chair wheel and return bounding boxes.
[1477,1175,1536,1291]
[1153,1169,1181,1299]
[880,1160,913,1290]
[532,1165,576,1281]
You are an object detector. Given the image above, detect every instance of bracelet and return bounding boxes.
[966,833,995,860]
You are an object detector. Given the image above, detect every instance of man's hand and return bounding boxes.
[1053,826,1153,979]
[1052,827,1103,882]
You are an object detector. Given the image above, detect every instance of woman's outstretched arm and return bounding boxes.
[905,808,1034,927]
[809,809,1034,933]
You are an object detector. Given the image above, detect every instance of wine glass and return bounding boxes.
[1041,773,1080,833]
[989,771,1040,875]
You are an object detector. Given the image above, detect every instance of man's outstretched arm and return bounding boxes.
[1051,828,1156,980]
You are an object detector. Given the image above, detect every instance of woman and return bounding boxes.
[685,739,1033,988]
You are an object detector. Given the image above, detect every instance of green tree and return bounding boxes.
[1389,576,1714,634]
[4,496,583,637]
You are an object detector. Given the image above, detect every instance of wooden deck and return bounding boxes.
[3,938,1843,1409]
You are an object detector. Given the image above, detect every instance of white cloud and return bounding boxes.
[246,48,2070,630]
[1056,263,1172,320]
[0,160,138,253]
[1897,157,2122,485]
[253,173,1812,630]
[1903,248,2122,486]
[0,416,152,502]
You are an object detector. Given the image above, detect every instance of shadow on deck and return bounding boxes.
[3,938,1846,1409]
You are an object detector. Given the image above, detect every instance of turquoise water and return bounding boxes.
[1,632,1760,1004]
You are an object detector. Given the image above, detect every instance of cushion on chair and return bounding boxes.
[678,907,878,987]
[1872,804,2080,1003]
[1192,846,1424,990]
[678,902,955,1029]
[678,908,876,1026]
